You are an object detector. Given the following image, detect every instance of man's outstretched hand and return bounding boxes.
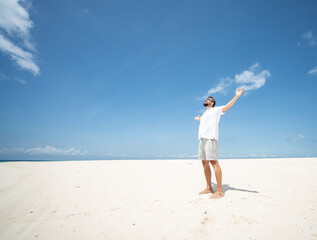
[235,88,244,97]
[195,115,201,121]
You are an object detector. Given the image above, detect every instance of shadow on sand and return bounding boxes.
[212,183,259,194]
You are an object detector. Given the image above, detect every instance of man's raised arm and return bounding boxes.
[222,88,244,113]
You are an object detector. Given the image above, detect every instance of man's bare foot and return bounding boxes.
[199,188,214,195]
[210,192,224,199]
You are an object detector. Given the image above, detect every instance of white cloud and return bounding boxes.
[0,0,39,75]
[249,62,259,72]
[0,145,88,156]
[308,66,317,75]
[25,145,88,156]
[292,134,305,141]
[0,146,25,154]
[15,76,26,84]
[235,63,270,91]
[82,8,91,16]
[300,31,317,76]
[249,153,267,158]
[207,77,233,95]
[101,152,127,158]
[301,31,317,46]
[0,73,9,79]
[205,63,270,95]
[154,153,197,159]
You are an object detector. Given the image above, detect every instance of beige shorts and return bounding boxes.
[198,138,218,160]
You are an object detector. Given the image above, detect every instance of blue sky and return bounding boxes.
[0,0,317,160]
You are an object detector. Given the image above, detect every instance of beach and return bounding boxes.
[0,158,316,240]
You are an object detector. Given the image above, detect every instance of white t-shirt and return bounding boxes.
[198,106,225,140]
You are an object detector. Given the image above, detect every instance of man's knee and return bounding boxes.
[202,160,210,167]
[210,160,219,167]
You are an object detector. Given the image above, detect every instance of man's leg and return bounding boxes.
[199,160,214,194]
[210,160,224,198]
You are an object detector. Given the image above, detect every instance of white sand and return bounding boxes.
[0,158,317,240]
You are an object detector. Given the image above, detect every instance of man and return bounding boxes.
[195,88,244,199]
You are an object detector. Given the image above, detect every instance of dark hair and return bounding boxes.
[208,96,216,107]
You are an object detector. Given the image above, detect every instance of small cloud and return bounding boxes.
[0,73,27,84]
[292,134,305,141]
[308,66,317,75]
[15,77,26,84]
[25,145,88,156]
[0,73,9,79]
[155,153,197,159]
[0,145,88,156]
[0,147,25,154]
[0,0,39,75]
[290,134,316,148]
[132,25,143,32]
[301,30,317,46]
[205,63,270,96]
[249,62,259,72]
[102,152,127,158]
[207,77,233,96]
[82,8,91,15]
[249,153,267,158]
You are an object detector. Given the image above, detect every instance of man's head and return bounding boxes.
[203,96,216,108]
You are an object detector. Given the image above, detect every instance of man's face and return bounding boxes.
[203,97,214,107]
